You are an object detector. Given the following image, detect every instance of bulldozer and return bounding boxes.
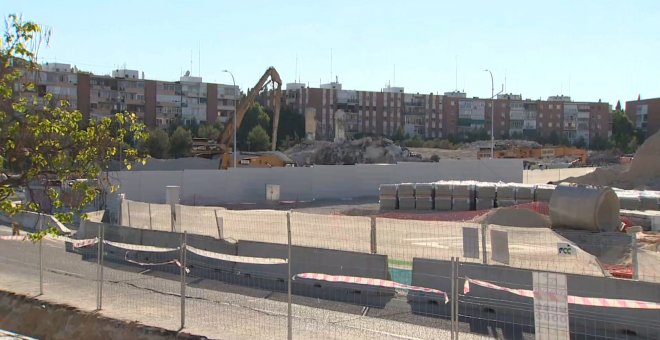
[216,67,294,169]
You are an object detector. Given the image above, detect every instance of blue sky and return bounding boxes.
[5,1,659,105]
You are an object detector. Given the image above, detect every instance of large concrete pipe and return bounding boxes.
[549,184,620,232]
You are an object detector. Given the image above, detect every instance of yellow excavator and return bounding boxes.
[217,67,294,169]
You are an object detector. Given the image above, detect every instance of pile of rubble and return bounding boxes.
[565,131,660,190]
[461,139,543,150]
[284,137,408,165]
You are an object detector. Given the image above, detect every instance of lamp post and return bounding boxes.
[222,70,237,168]
[484,69,495,159]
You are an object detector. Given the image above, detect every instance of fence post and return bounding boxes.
[96,223,104,310]
[127,200,132,228]
[214,210,223,239]
[627,226,642,280]
[370,217,377,254]
[450,257,455,339]
[481,222,488,265]
[287,211,292,340]
[148,203,152,230]
[454,257,460,340]
[180,231,187,330]
[38,213,43,296]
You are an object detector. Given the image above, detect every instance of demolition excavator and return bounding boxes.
[217,67,292,169]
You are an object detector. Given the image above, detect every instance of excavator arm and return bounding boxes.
[218,66,282,169]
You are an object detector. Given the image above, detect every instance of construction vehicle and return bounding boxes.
[217,67,289,169]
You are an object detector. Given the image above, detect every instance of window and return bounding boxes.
[549,122,553,127]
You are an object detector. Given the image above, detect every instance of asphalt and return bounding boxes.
[0,225,511,340]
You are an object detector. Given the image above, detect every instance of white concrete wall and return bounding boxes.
[109,159,522,205]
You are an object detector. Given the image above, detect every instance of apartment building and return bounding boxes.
[27,63,238,128]
[279,82,443,140]
[276,83,610,147]
[626,97,660,138]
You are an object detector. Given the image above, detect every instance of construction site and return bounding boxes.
[2,67,660,339]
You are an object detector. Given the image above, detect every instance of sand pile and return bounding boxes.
[564,131,660,190]
[473,207,551,228]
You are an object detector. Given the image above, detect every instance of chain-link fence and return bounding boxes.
[1,205,659,339]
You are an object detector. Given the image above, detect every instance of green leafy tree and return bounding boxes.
[197,123,221,140]
[185,117,199,137]
[611,110,635,151]
[0,15,146,225]
[169,126,192,158]
[392,127,405,142]
[590,134,611,151]
[574,136,587,149]
[144,128,169,158]
[247,125,270,151]
[237,103,271,149]
[276,106,304,149]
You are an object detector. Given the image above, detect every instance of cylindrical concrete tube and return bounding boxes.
[549,184,620,232]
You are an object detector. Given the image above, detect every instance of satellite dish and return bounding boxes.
[184,70,190,77]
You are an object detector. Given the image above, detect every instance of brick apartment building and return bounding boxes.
[626,97,660,138]
[269,82,611,146]
[32,62,238,128]
[27,62,611,146]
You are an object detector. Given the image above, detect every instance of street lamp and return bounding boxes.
[222,70,237,168]
[484,69,495,159]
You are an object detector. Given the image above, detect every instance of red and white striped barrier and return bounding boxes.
[463,277,660,310]
[296,273,448,303]
[0,235,28,241]
[123,252,189,273]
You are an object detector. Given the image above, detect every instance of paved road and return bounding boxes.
[0,225,506,340]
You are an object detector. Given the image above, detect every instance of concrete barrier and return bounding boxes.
[235,240,393,306]
[1,211,72,234]
[411,258,660,338]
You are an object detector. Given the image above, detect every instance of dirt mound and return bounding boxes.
[473,207,551,228]
[564,131,660,190]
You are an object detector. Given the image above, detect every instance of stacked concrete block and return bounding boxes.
[534,184,556,202]
[496,183,516,207]
[379,184,398,210]
[475,182,496,210]
[415,183,434,210]
[640,192,660,211]
[615,190,642,211]
[515,184,535,205]
[434,181,453,211]
[452,181,475,211]
[398,183,416,210]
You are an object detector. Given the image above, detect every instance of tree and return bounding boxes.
[611,110,635,151]
[169,126,192,158]
[392,127,405,142]
[275,106,304,149]
[590,134,611,151]
[185,117,199,137]
[0,15,147,225]
[430,154,440,162]
[247,125,270,151]
[237,103,271,149]
[144,128,169,158]
[574,136,587,149]
[547,131,560,145]
[197,123,221,140]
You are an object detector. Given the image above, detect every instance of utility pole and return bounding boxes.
[484,69,495,159]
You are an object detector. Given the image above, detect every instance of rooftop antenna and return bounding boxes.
[190,49,193,77]
[330,48,333,83]
[455,55,458,91]
[505,69,507,93]
[198,41,201,77]
[295,53,298,83]
[393,64,396,87]
[569,76,571,97]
